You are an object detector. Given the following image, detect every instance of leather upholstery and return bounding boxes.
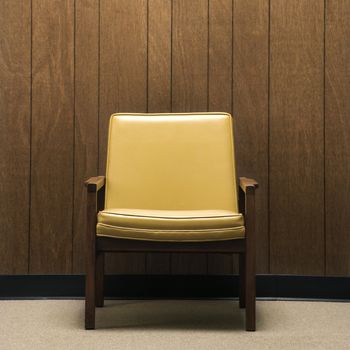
[97,113,244,241]
[97,208,244,241]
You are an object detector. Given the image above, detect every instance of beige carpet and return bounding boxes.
[0,299,349,349]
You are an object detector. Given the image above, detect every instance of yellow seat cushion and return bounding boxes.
[97,209,245,242]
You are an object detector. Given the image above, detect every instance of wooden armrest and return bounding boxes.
[85,176,105,193]
[239,177,258,193]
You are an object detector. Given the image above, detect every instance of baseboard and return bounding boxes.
[0,275,349,300]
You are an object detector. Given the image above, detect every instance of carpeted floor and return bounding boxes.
[0,299,349,349]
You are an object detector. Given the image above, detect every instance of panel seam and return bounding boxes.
[207,0,210,112]
[145,0,149,274]
[232,0,235,274]
[206,0,210,275]
[170,0,173,274]
[323,0,327,276]
[268,0,271,274]
[71,0,76,274]
[146,0,149,115]
[170,0,173,114]
[98,0,101,175]
[28,0,33,274]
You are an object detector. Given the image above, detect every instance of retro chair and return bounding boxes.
[84,113,258,331]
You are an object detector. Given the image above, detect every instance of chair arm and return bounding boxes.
[239,177,258,194]
[85,176,105,193]
[85,177,105,310]
[85,176,105,212]
[238,177,258,218]
[238,177,258,331]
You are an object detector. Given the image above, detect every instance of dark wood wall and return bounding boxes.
[1,0,349,276]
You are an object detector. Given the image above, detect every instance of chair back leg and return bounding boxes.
[245,248,256,331]
[244,187,256,331]
[239,253,246,308]
[85,191,97,329]
[85,251,96,329]
[95,252,105,308]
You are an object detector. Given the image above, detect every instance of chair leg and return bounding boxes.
[239,253,246,308]
[95,252,104,308]
[245,248,256,331]
[85,249,96,329]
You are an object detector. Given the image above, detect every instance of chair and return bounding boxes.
[84,112,258,331]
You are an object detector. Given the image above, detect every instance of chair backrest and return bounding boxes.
[105,113,239,213]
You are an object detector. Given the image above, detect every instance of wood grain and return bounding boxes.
[233,0,269,273]
[148,0,172,113]
[99,0,148,173]
[146,0,172,274]
[172,0,208,113]
[208,0,232,114]
[100,0,148,274]
[325,0,350,275]
[0,0,31,273]
[171,0,208,274]
[30,0,74,273]
[269,0,324,275]
[2,0,350,277]
[207,0,233,275]
[73,0,99,273]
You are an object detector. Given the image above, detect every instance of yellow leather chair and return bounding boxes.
[85,113,258,331]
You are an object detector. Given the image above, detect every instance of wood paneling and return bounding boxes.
[269,0,324,274]
[233,0,269,273]
[172,0,208,113]
[171,0,208,274]
[208,0,232,114]
[100,0,148,274]
[207,0,233,275]
[1,0,350,277]
[325,0,350,275]
[148,0,172,113]
[30,0,74,273]
[0,0,31,273]
[73,0,99,273]
[147,0,172,274]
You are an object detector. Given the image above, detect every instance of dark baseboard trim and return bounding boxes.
[0,275,349,300]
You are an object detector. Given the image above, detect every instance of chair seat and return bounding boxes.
[96,208,245,242]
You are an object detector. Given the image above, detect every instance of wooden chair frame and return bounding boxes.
[85,175,258,331]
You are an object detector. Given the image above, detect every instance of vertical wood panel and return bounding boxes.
[171,0,208,274]
[147,0,172,274]
[207,0,233,275]
[30,0,74,273]
[233,0,269,273]
[73,0,99,273]
[100,0,148,274]
[0,0,31,273]
[325,0,350,275]
[172,0,208,113]
[148,0,172,113]
[270,0,324,274]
